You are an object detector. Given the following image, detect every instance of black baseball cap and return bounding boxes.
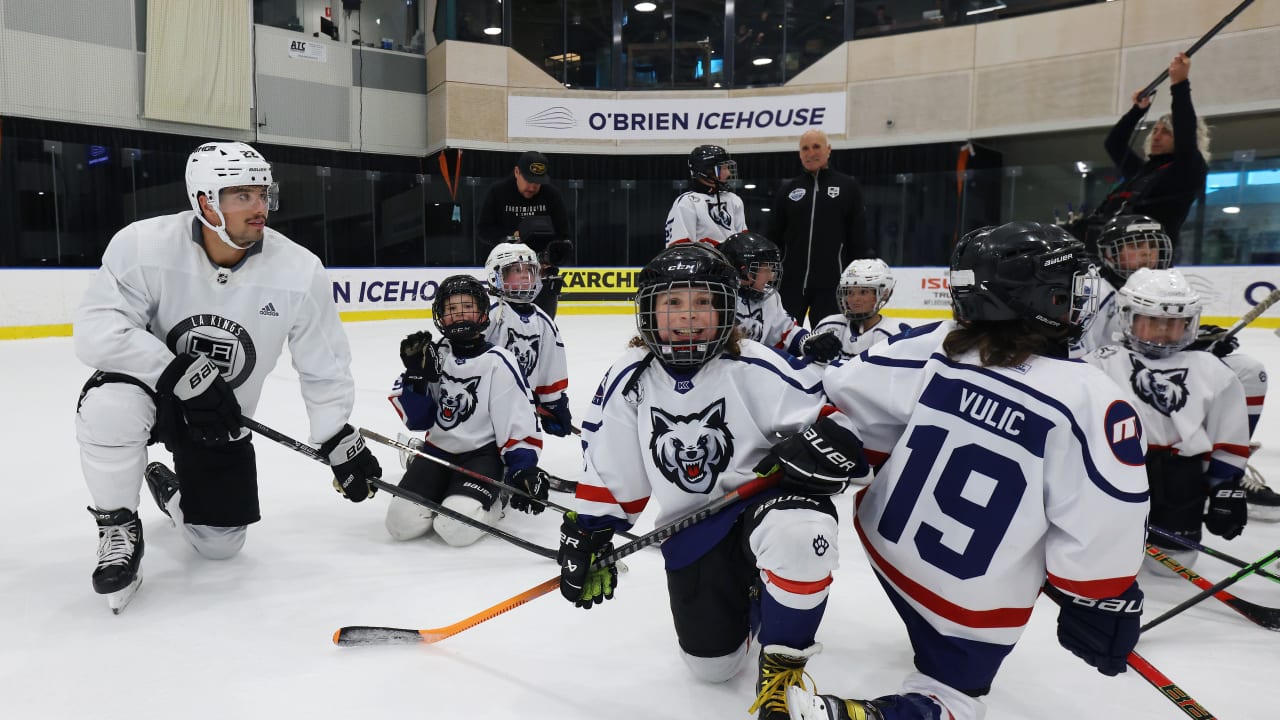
[517,151,552,183]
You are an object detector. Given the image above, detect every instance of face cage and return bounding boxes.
[492,260,543,303]
[838,283,890,322]
[738,260,782,300]
[635,281,737,367]
[208,182,280,213]
[1100,231,1172,281]
[1067,266,1103,331]
[433,293,491,341]
[1120,305,1201,358]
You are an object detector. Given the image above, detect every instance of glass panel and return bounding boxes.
[253,0,304,33]
[622,0,673,88]
[324,168,376,267]
[735,0,783,86]
[673,0,723,89]
[566,0,613,89]
[788,1,843,77]
[513,0,567,84]
[456,0,505,43]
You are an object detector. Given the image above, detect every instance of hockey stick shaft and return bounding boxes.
[242,416,556,560]
[1210,287,1280,345]
[1142,545,1280,631]
[1148,525,1280,584]
[536,405,582,435]
[1137,0,1255,99]
[333,472,781,647]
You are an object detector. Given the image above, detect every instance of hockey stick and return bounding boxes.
[1136,0,1255,100]
[333,471,781,646]
[1042,585,1219,719]
[241,416,557,560]
[1204,287,1280,347]
[360,427,627,536]
[1148,525,1280,584]
[1142,544,1280,631]
[536,405,582,436]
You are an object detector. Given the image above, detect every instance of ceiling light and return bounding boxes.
[483,26,502,35]
[966,2,1007,16]
[635,2,657,11]
[752,57,772,66]
[1223,206,1241,214]
[743,184,757,190]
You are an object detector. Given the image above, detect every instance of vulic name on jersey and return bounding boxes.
[919,376,1052,456]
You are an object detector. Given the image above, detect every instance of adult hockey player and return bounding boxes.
[664,145,747,248]
[767,130,869,326]
[559,244,862,720]
[718,232,814,359]
[1084,268,1250,570]
[387,275,549,546]
[74,141,381,613]
[482,242,573,436]
[786,222,1150,720]
[809,259,913,363]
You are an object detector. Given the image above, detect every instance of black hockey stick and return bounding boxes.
[1148,525,1280,585]
[241,416,556,560]
[1042,585,1219,720]
[334,471,781,646]
[1142,544,1280,631]
[1136,0,1256,100]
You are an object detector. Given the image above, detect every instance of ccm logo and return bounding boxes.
[803,427,860,471]
[920,277,949,290]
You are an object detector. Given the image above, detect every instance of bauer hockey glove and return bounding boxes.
[1054,581,1143,676]
[1205,478,1247,540]
[538,395,574,437]
[321,424,381,503]
[157,352,243,446]
[506,466,550,515]
[558,512,617,609]
[754,416,868,496]
[800,328,844,364]
[400,330,443,393]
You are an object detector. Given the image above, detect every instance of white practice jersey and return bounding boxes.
[1070,279,1121,357]
[1083,345,1250,483]
[485,301,569,405]
[823,322,1149,646]
[664,189,746,247]
[736,292,806,356]
[576,342,827,562]
[388,340,541,468]
[812,314,915,362]
[74,211,355,444]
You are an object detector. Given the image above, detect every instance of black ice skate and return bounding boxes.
[1242,464,1280,522]
[145,462,180,526]
[784,687,884,720]
[750,644,820,720]
[89,506,144,614]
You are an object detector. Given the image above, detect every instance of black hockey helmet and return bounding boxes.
[688,145,736,190]
[636,244,739,367]
[1095,214,1173,288]
[433,274,491,341]
[949,221,1100,336]
[719,231,782,300]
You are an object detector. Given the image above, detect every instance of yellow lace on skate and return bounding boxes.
[748,655,813,716]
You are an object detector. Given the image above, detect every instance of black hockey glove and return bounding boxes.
[538,395,574,437]
[321,424,381,503]
[505,466,550,515]
[1054,581,1143,676]
[800,329,843,363]
[558,512,617,609]
[400,331,443,393]
[753,417,868,496]
[157,353,243,446]
[1186,324,1238,358]
[1205,478,1247,540]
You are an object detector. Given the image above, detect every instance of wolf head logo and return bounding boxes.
[505,328,541,378]
[436,372,481,429]
[707,196,734,231]
[737,306,765,341]
[649,399,734,494]
[1128,355,1189,417]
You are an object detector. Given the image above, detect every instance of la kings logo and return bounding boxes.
[505,328,541,379]
[1128,355,1189,417]
[166,314,258,389]
[738,306,765,342]
[436,372,481,429]
[649,399,734,494]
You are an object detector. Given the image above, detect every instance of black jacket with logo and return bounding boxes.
[767,167,869,291]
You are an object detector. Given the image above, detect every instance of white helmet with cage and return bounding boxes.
[185,141,278,250]
[837,258,895,322]
[1117,268,1201,358]
[485,241,543,303]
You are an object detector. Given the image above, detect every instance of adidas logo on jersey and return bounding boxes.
[259,302,279,317]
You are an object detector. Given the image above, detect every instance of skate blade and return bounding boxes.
[108,575,143,615]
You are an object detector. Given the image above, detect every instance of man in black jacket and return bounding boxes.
[767,130,870,326]
[478,151,572,317]
[1082,53,1209,252]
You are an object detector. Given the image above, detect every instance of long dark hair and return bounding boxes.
[943,320,1071,367]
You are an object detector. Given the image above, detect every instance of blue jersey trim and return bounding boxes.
[727,354,823,394]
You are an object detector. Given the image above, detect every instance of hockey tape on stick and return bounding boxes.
[1142,545,1280,631]
[333,472,780,647]
[1148,525,1280,584]
[1206,287,1280,346]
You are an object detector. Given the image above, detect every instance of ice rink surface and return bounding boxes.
[2,316,1277,719]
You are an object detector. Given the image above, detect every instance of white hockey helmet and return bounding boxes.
[185,141,278,250]
[1117,268,1201,358]
[485,241,542,303]
[837,259,895,322]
